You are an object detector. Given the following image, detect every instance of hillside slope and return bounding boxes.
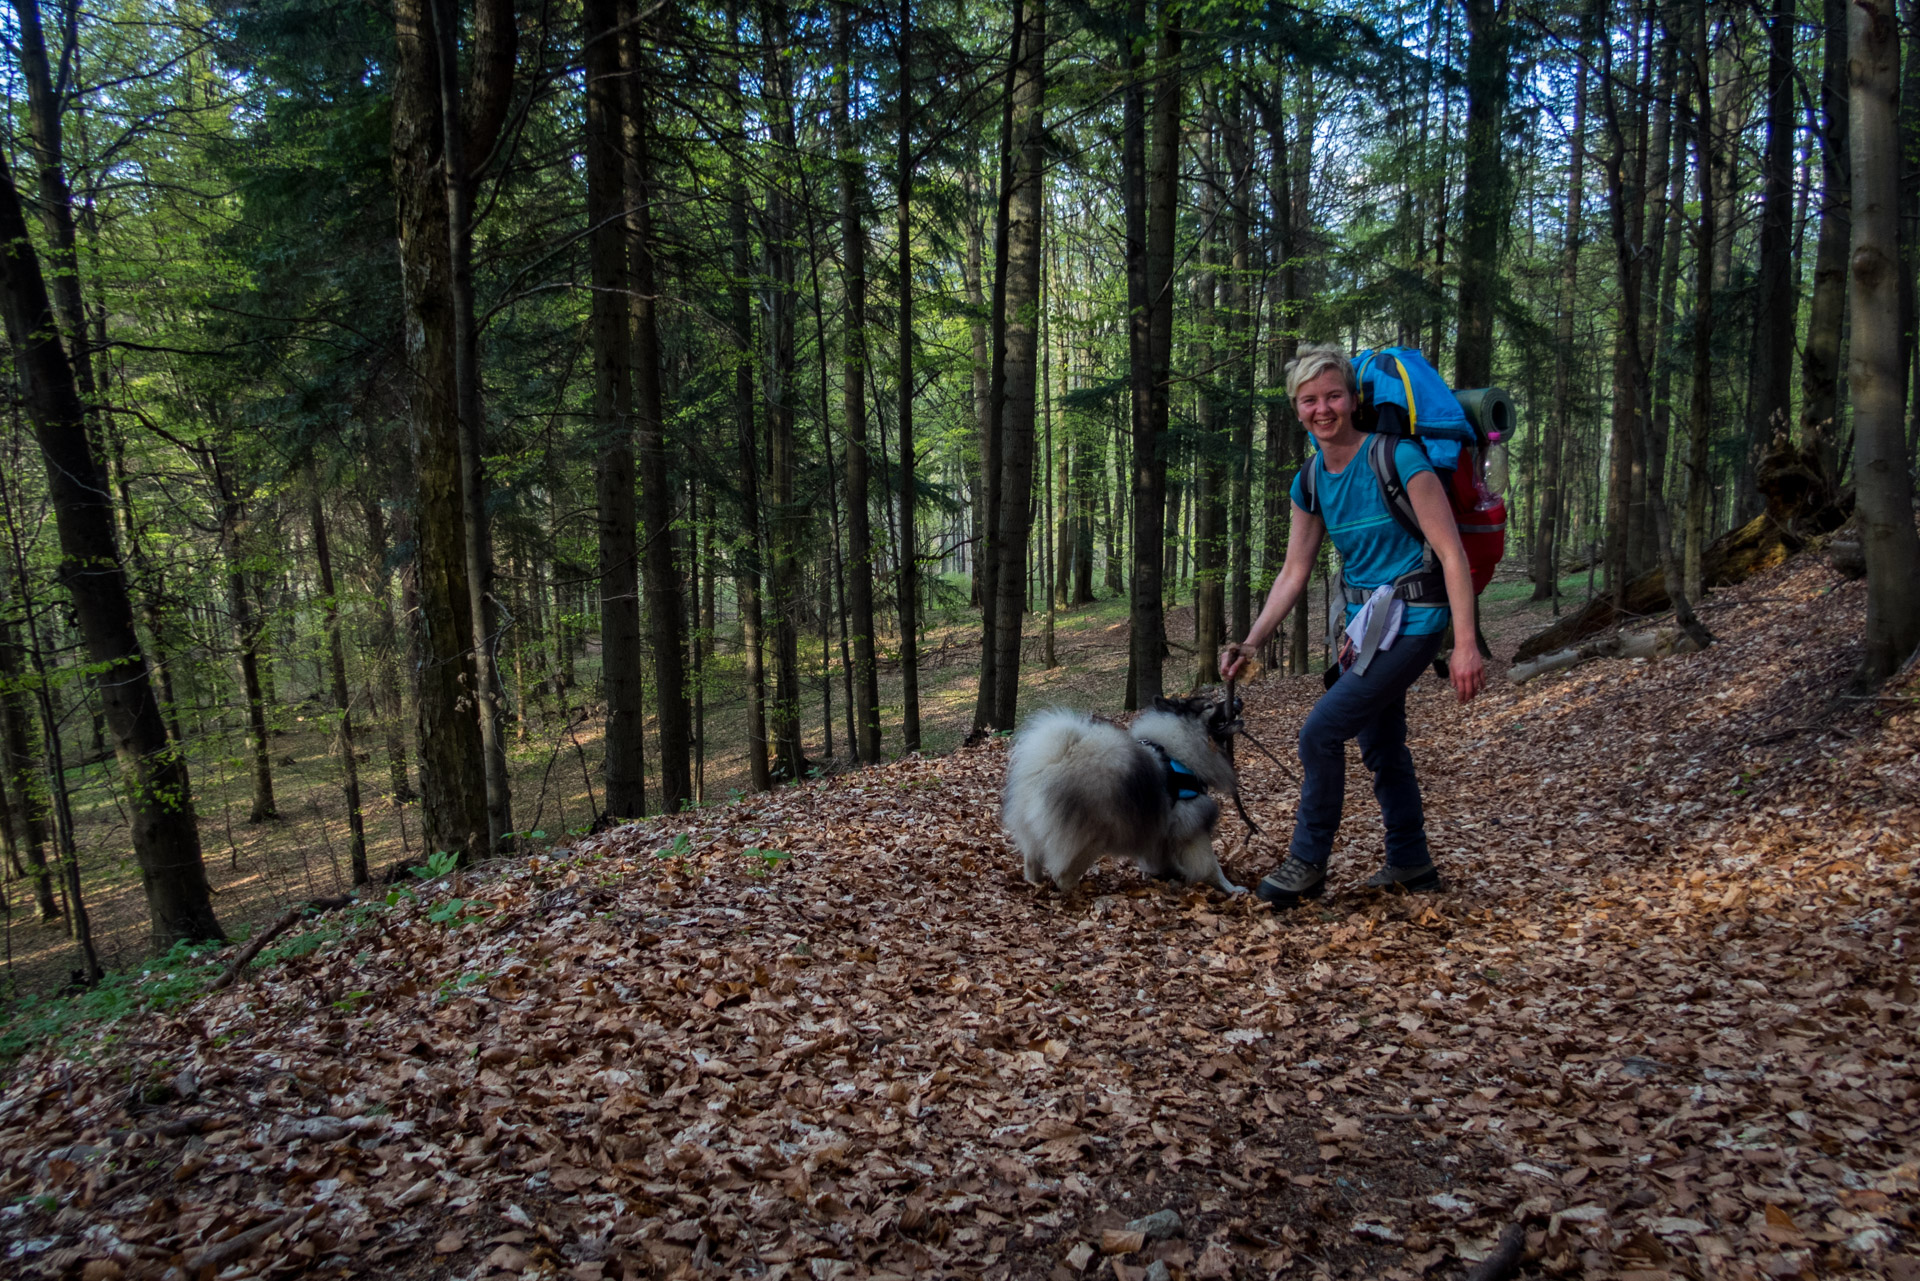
[1,549,1916,1280]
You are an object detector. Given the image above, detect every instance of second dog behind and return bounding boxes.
[1003,695,1245,894]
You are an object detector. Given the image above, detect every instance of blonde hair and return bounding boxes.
[1285,344,1357,402]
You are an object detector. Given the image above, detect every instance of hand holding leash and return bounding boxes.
[1220,640,1253,681]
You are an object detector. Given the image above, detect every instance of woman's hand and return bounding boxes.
[1220,640,1254,681]
[1449,642,1485,704]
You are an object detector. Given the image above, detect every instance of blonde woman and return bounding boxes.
[1219,345,1484,907]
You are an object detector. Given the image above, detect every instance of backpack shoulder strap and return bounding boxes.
[1376,352,1419,435]
[1299,455,1321,516]
[1369,434,1425,546]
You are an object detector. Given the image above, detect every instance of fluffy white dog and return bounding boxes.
[1002,695,1245,894]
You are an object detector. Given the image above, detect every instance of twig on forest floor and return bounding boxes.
[210,894,354,991]
[181,1209,307,1275]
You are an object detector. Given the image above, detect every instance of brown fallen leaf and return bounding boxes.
[1100,1228,1146,1255]
[486,1242,532,1272]
[433,1230,465,1255]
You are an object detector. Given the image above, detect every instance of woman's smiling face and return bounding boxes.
[1294,368,1357,447]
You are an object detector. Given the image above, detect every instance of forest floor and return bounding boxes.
[3,542,1917,1281]
[1,567,1596,1000]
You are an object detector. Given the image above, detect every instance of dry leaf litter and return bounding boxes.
[1,548,1916,1281]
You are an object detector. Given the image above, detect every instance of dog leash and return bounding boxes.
[1223,672,1267,843]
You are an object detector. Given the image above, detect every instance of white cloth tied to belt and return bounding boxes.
[1343,584,1405,676]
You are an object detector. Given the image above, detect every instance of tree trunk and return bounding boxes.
[427,0,515,853]
[1803,0,1850,487]
[0,591,57,920]
[1684,0,1718,602]
[1744,0,1797,518]
[392,0,489,859]
[310,494,369,885]
[360,497,414,802]
[964,168,990,610]
[762,0,806,781]
[1226,73,1254,645]
[727,1,770,792]
[1849,0,1920,682]
[622,14,692,812]
[1191,108,1226,689]
[896,0,921,753]
[1534,47,1585,600]
[7,0,96,400]
[1453,0,1511,389]
[0,147,222,948]
[1127,0,1180,708]
[210,450,279,825]
[836,2,881,764]
[991,0,1045,730]
[587,0,645,820]
[975,0,1023,730]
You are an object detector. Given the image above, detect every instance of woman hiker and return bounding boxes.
[1219,344,1484,908]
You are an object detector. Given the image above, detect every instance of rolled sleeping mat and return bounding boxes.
[1454,385,1518,443]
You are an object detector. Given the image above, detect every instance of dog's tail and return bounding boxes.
[1008,708,1107,775]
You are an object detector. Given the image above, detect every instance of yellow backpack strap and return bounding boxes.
[1379,353,1419,436]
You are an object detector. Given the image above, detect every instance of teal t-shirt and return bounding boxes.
[1291,439,1451,636]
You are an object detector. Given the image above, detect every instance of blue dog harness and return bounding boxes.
[1139,740,1206,803]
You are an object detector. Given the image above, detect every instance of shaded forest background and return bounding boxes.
[0,0,1917,990]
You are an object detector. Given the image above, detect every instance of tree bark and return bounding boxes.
[0,147,222,948]
[586,0,645,820]
[428,0,515,852]
[626,63,692,811]
[1849,0,1920,682]
[896,0,921,753]
[310,493,369,885]
[1533,46,1586,601]
[836,2,882,764]
[1744,0,1797,519]
[1684,0,1718,602]
[1127,0,1180,708]
[0,592,57,920]
[1192,106,1226,689]
[991,0,1046,730]
[392,0,489,859]
[360,497,414,803]
[1803,0,1850,488]
[1453,0,1511,389]
[762,0,806,781]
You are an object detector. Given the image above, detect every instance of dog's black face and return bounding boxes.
[1151,693,1244,750]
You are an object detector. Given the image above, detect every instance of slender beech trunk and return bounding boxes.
[1226,74,1254,644]
[1684,0,1718,601]
[964,168,990,609]
[835,2,881,763]
[991,0,1045,730]
[624,49,692,812]
[1745,0,1797,515]
[1849,0,1920,681]
[0,147,221,949]
[1191,109,1225,689]
[392,0,489,858]
[726,3,770,791]
[0,592,56,920]
[762,0,806,780]
[1127,0,1179,707]
[361,497,414,802]
[1602,7,1650,610]
[587,0,644,819]
[1803,0,1851,487]
[214,455,278,823]
[975,0,1023,730]
[895,0,920,751]
[1534,51,1585,600]
[310,494,369,884]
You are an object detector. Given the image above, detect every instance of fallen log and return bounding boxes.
[1514,505,1847,663]
[210,894,354,990]
[1510,626,1703,684]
